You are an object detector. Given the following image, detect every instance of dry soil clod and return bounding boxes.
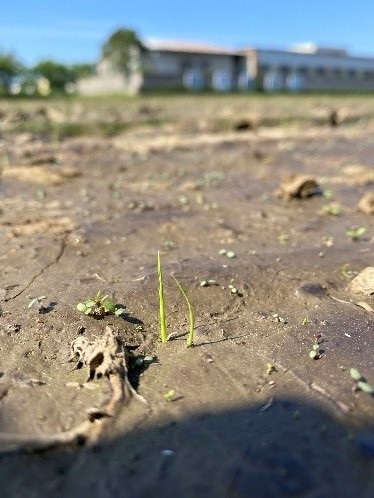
[276,172,321,200]
[358,191,374,215]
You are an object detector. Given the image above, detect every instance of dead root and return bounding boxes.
[0,326,147,454]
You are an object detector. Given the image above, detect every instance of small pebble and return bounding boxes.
[226,250,236,259]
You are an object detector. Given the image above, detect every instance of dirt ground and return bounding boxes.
[0,94,373,497]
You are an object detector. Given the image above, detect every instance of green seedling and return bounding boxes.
[218,248,236,258]
[200,279,218,287]
[346,226,367,241]
[309,344,321,360]
[341,263,357,279]
[302,317,311,325]
[278,233,289,245]
[77,290,125,317]
[323,188,334,200]
[157,251,168,343]
[350,368,362,381]
[357,381,374,394]
[28,295,48,313]
[321,235,334,248]
[266,362,276,375]
[173,276,195,347]
[164,389,176,402]
[272,313,287,324]
[309,333,322,360]
[350,368,374,394]
[322,203,341,216]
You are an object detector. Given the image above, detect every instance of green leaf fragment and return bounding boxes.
[102,299,116,312]
[309,350,318,359]
[357,381,374,394]
[77,303,87,312]
[350,368,362,381]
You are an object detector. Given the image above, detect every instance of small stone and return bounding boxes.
[226,250,236,258]
[358,191,374,215]
[347,267,374,295]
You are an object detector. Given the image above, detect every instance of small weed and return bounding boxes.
[350,368,374,394]
[322,203,341,216]
[309,333,323,360]
[341,263,357,279]
[346,226,367,241]
[218,248,236,258]
[321,235,334,248]
[157,251,168,343]
[199,279,218,287]
[77,290,125,317]
[28,295,48,313]
[164,389,176,402]
[302,317,311,325]
[272,313,288,324]
[173,276,195,347]
[278,233,289,245]
[323,188,334,200]
[266,362,276,375]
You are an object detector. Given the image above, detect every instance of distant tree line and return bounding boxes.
[0,52,94,95]
[0,28,144,96]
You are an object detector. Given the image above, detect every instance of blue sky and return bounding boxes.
[1,1,374,65]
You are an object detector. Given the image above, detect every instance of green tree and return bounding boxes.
[0,52,22,93]
[32,60,73,91]
[101,28,145,75]
[69,63,94,81]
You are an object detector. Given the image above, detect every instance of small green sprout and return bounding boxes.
[357,381,374,394]
[321,235,334,248]
[350,368,374,394]
[157,251,168,343]
[266,362,276,375]
[302,317,311,325]
[341,263,357,279]
[218,248,236,258]
[346,227,367,241]
[77,290,125,317]
[164,389,176,402]
[278,233,289,245]
[309,334,322,360]
[350,368,362,381]
[28,295,48,313]
[322,203,341,216]
[309,344,321,360]
[173,276,195,347]
[323,188,334,200]
[272,313,287,324]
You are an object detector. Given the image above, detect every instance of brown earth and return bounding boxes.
[0,95,373,497]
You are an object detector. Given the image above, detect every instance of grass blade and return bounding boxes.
[157,251,168,343]
[172,276,195,347]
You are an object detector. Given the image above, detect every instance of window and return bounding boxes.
[212,70,232,91]
[183,69,205,90]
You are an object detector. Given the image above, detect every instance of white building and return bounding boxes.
[77,40,374,94]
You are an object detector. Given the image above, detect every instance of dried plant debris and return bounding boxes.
[0,326,146,454]
[276,173,321,200]
[358,191,374,215]
[346,267,374,295]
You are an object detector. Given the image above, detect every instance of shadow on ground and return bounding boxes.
[1,397,373,498]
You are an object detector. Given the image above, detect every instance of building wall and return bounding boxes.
[246,49,374,91]
[143,50,241,91]
[77,43,374,95]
